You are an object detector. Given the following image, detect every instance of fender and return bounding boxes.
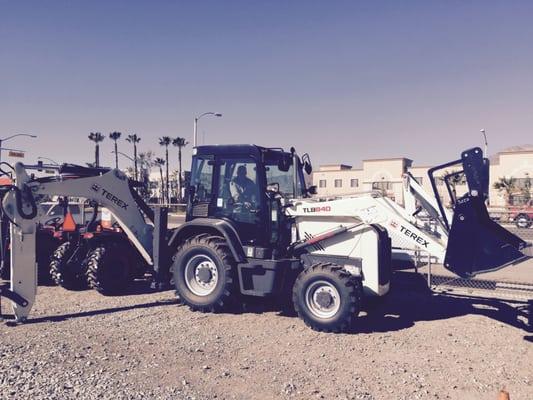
[168,218,247,263]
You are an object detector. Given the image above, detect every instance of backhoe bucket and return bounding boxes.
[429,147,530,278]
[444,195,529,278]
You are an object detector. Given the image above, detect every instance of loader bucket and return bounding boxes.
[428,147,530,278]
[444,195,529,278]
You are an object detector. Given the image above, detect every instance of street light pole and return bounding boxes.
[0,133,37,163]
[193,112,222,147]
[37,156,59,165]
[480,129,488,156]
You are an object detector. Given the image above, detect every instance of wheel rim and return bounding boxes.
[517,217,529,228]
[305,280,341,319]
[184,254,219,296]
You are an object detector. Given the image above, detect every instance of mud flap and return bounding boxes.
[444,195,529,278]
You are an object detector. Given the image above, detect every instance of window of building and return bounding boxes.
[334,179,342,188]
[319,180,326,188]
[350,179,359,188]
[372,181,393,191]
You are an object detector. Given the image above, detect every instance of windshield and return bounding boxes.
[265,162,303,197]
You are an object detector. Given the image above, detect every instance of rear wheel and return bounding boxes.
[515,214,531,229]
[49,241,89,290]
[172,234,237,312]
[86,243,133,295]
[292,263,362,333]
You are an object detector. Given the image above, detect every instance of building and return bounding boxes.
[313,144,533,208]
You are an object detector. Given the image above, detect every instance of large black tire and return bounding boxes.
[292,263,362,333]
[37,233,60,285]
[172,234,237,312]
[49,241,89,290]
[86,243,133,295]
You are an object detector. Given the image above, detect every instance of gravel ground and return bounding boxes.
[1,270,532,400]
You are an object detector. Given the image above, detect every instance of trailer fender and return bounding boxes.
[168,218,246,263]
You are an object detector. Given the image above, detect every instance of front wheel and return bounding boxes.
[515,214,531,229]
[292,263,362,333]
[171,234,237,312]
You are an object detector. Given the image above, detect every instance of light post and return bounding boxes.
[0,133,37,163]
[111,150,136,163]
[480,129,488,156]
[193,112,222,147]
[37,156,59,165]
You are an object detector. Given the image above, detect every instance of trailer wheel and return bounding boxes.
[86,243,133,295]
[172,234,236,312]
[49,241,88,290]
[515,214,531,229]
[292,263,362,333]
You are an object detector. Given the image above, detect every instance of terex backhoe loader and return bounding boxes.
[0,146,529,332]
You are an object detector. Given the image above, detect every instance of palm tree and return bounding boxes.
[88,132,105,167]
[172,137,189,202]
[493,177,517,206]
[126,134,141,181]
[138,151,155,199]
[441,169,466,205]
[154,157,166,203]
[159,136,172,203]
[109,131,122,169]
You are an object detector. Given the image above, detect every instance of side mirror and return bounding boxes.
[278,154,291,172]
[302,153,313,175]
[307,185,317,195]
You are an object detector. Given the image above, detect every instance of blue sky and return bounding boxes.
[1,1,532,170]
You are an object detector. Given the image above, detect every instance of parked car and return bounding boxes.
[508,200,533,229]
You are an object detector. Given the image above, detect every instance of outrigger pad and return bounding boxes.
[444,195,529,278]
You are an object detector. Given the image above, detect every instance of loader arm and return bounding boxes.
[1,162,154,321]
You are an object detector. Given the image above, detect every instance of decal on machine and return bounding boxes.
[303,206,331,213]
[91,185,129,210]
[389,220,429,248]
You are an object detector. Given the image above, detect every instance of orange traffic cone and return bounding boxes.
[498,389,510,400]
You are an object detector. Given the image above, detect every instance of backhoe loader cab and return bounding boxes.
[186,145,308,247]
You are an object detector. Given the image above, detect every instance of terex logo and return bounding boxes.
[303,206,331,213]
[101,188,129,209]
[399,225,429,248]
[91,185,129,210]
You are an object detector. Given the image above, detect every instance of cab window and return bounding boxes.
[216,159,260,224]
[190,158,214,203]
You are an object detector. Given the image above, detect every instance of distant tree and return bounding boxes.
[155,157,166,203]
[172,137,189,202]
[126,134,141,180]
[521,173,532,204]
[88,132,105,167]
[493,177,517,206]
[159,136,172,203]
[138,151,155,199]
[109,131,122,169]
[441,169,466,204]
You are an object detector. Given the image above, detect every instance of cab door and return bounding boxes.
[212,157,267,245]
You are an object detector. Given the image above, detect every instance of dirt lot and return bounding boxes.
[1,266,532,400]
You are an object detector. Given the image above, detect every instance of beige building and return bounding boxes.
[313,145,533,208]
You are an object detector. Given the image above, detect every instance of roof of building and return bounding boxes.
[318,164,353,171]
[489,144,533,164]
